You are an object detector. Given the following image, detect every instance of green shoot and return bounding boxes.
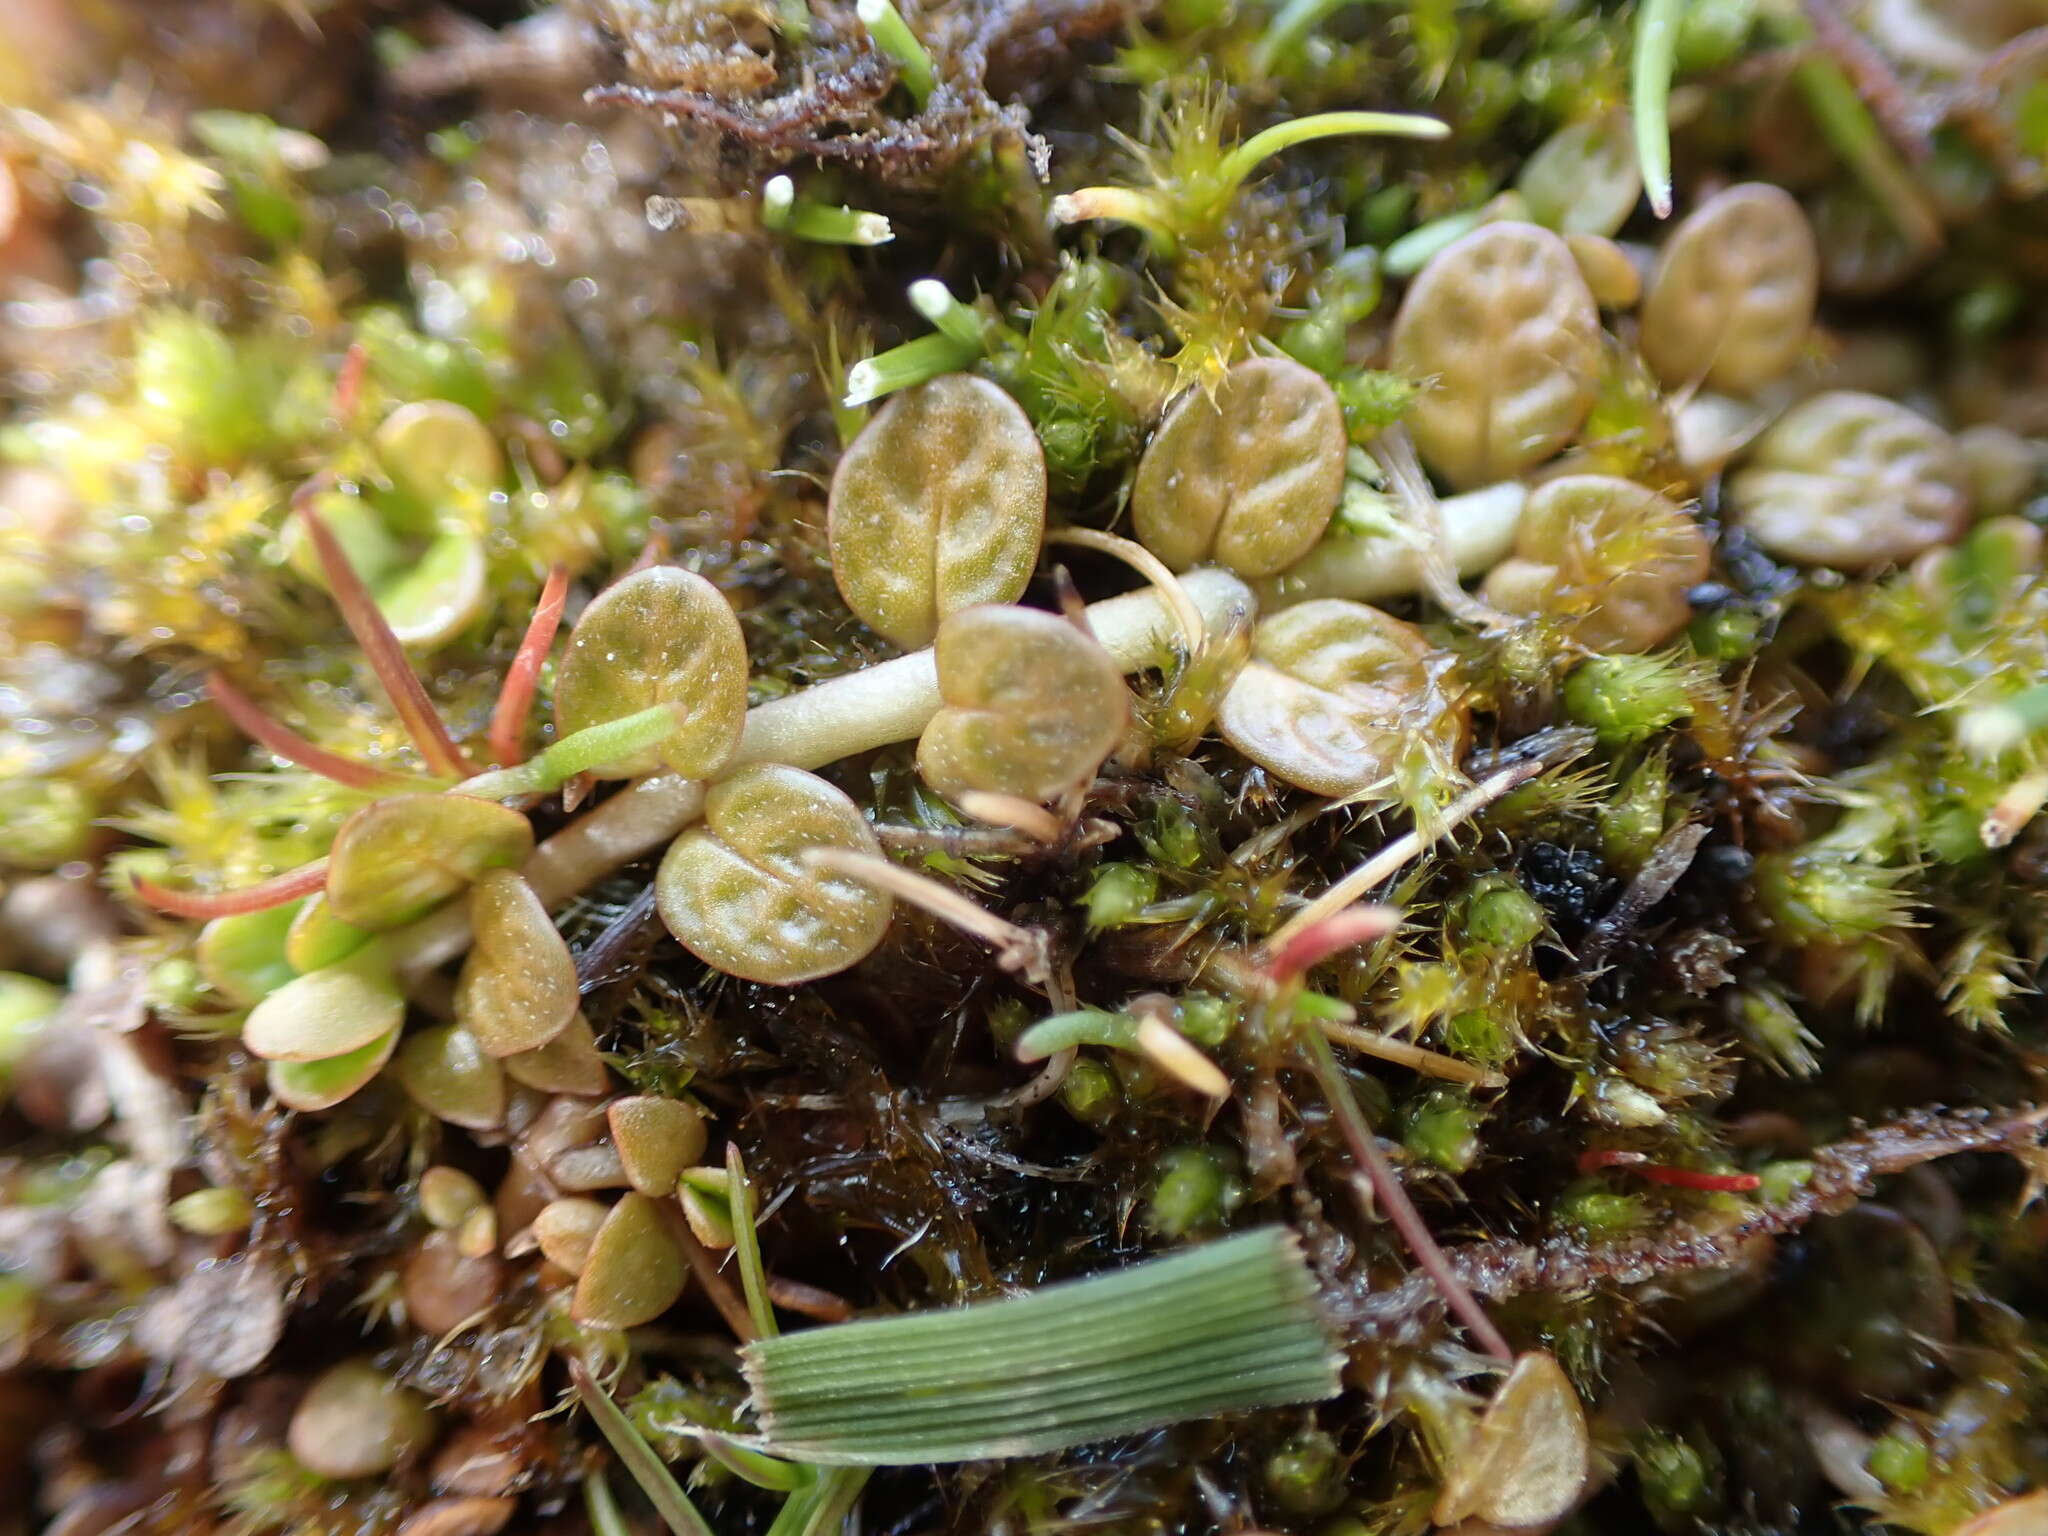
[762,176,894,246]
[726,1143,778,1340]
[856,0,936,106]
[765,1468,872,1536]
[584,1469,630,1536]
[569,1359,718,1536]
[456,705,689,801]
[1383,205,1489,278]
[1632,0,1682,217]
[1216,111,1447,189]
[907,280,989,350]
[1789,54,1942,255]
[741,1228,1341,1464]
[842,332,981,408]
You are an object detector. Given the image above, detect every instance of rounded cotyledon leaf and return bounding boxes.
[1130,356,1346,578]
[656,763,894,986]
[197,901,303,1007]
[375,399,504,506]
[393,1022,507,1131]
[1640,182,1819,394]
[374,528,488,651]
[917,605,1129,805]
[243,941,403,1063]
[1388,221,1602,490]
[551,565,749,780]
[325,793,534,931]
[571,1191,687,1330]
[1481,474,1711,651]
[1517,110,1642,239]
[267,1022,402,1114]
[827,372,1047,650]
[1216,599,1468,799]
[1724,390,1970,571]
[455,869,579,1057]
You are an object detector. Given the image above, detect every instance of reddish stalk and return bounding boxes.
[331,339,369,422]
[1262,904,1402,984]
[488,564,569,767]
[133,859,330,920]
[206,672,437,793]
[295,494,477,780]
[1578,1150,1761,1191]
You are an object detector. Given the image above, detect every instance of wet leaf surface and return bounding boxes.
[828,373,1046,649]
[267,1022,402,1112]
[656,763,894,985]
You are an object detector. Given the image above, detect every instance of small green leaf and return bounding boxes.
[325,793,534,930]
[572,1192,688,1330]
[242,943,403,1063]
[267,1022,402,1113]
[197,901,303,1006]
[393,1023,507,1130]
[455,869,579,1057]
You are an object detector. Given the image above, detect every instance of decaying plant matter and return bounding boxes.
[5,1,2048,1534]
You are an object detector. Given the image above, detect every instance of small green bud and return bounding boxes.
[146,958,207,1014]
[1460,877,1546,952]
[1557,1183,1647,1237]
[1441,1010,1511,1066]
[1334,370,1421,441]
[1563,654,1694,746]
[0,777,96,869]
[1757,1158,1815,1205]
[1637,1432,1714,1519]
[1687,603,1762,661]
[1145,1147,1243,1238]
[1601,753,1670,874]
[1142,801,1205,870]
[1404,1089,1481,1174]
[1353,183,1413,244]
[1730,988,1819,1076]
[0,972,62,1083]
[1264,1428,1344,1516]
[987,997,1032,1052]
[1082,863,1159,930]
[1058,1059,1121,1126]
[1175,992,1235,1048]
[1865,1428,1931,1494]
[1675,0,1758,71]
[1280,307,1347,378]
[1754,852,1914,939]
[168,1186,256,1236]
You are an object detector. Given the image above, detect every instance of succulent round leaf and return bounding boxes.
[376,530,489,651]
[197,902,302,1007]
[1516,112,1642,238]
[288,1358,440,1480]
[827,373,1047,649]
[326,794,534,931]
[655,763,893,986]
[571,1191,687,1330]
[917,605,1129,804]
[1215,600,1466,798]
[552,566,749,780]
[608,1096,708,1198]
[1388,222,1602,490]
[267,1023,402,1114]
[285,893,371,973]
[455,869,578,1057]
[1724,390,1971,570]
[534,1197,608,1274]
[1640,183,1819,393]
[1130,357,1347,577]
[376,399,503,504]
[503,1013,611,1097]
[1481,475,1711,651]
[242,943,403,1063]
[394,1024,507,1131]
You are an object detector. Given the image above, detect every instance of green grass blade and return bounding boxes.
[570,1360,718,1536]
[1632,0,1682,217]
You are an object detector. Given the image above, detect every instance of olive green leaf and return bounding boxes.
[242,941,403,1063]
[371,528,488,650]
[656,763,894,986]
[1725,390,1970,570]
[917,605,1129,804]
[677,1166,736,1249]
[1431,1352,1589,1529]
[552,566,750,780]
[287,1358,440,1480]
[1640,183,1819,393]
[1481,475,1711,652]
[1517,111,1642,239]
[325,793,534,930]
[608,1096,708,1198]
[196,901,302,1007]
[827,373,1047,649]
[455,868,579,1057]
[393,1023,507,1131]
[267,1022,402,1114]
[504,1012,612,1097]
[375,399,504,505]
[285,892,372,972]
[1216,600,1467,799]
[1130,356,1346,577]
[1388,222,1602,489]
[571,1191,688,1329]
[534,1196,609,1274]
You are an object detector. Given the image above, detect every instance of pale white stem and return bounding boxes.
[1254,481,1527,609]
[395,572,1256,979]
[1319,1018,1505,1088]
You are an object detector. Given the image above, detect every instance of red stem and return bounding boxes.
[207,672,437,793]
[133,859,330,920]
[294,492,477,780]
[487,564,569,767]
[1578,1150,1761,1191]
[331,340,369,422]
